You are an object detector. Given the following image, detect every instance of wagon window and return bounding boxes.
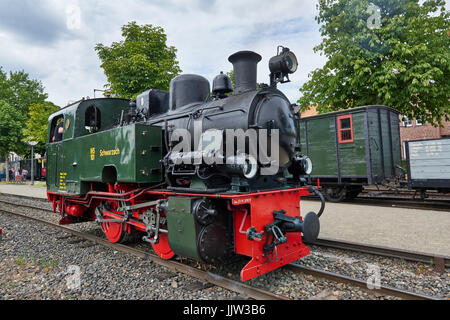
[337,114,354,143]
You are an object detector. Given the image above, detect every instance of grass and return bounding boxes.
[40,258,58,269]
[0,181,46,187]
[32,183,46,188]
[0,181,26,185]
[16,256,27,267]
[17,255,58,269]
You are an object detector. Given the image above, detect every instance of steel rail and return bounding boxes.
[304,195,450,212]
[1,195,447,300]
[0,199,54,213]
[305,237,450,269]
[353,196,450,211]
[0,207,288,301]
[1,198,448,269]
[361,187,450,198]
[0,192,48,202]
[285,264,438,300]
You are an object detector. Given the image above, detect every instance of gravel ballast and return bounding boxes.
[1,194,448,300]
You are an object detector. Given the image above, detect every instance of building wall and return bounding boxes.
[301,105,318,118]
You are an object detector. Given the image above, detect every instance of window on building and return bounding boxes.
[337,114,354,143]
[402,116,412,127]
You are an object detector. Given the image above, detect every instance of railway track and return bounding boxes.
[2,191,449,211]
[304,193,450,211]
[305,238,450,270]
[285,264,437,300]
[361,187,450,199]
[1,197,448,269]
[355,195,450,212]
[0,207,286,301]
[0,196,442,300]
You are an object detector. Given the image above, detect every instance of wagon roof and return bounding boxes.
[301,105,400,120]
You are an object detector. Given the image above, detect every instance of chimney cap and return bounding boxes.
[228,51,262,64]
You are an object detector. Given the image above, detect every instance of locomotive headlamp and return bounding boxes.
[269,46,299,86]
[291,156,313,176]
[301,156,313,175]
[242,155,258,179]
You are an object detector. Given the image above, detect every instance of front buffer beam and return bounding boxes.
[227,187,317,282]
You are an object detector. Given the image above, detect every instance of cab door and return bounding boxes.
[45,143,58,190]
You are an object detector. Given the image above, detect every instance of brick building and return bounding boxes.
[399,117,450,159]
[301,105,450,159]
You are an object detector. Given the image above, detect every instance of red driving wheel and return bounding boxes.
[100,200,126,244]
[151,232,175,260]
[101,216,125,243]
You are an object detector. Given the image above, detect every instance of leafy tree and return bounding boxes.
[0,67,50,157]
[226,70,235,90]
[22,102,60,155]
[226,70,260,92]
[0,100,23,181]
[0,67,48,117]
[298,0,449,125]
[95,21,182,99]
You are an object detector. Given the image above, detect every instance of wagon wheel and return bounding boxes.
[345,187,363,200]
[323,187,346,202]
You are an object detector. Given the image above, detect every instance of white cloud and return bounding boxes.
[0,0,329,106]
[1,0,449,107]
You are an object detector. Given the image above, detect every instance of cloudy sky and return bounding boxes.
[1,0,444,107]
[0,0,328,106]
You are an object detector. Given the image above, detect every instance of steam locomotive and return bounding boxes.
[46,46,325,281]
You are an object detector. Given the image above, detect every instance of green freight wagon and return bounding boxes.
[299,105,404,202]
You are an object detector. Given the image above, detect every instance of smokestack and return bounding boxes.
[228,51,262,94]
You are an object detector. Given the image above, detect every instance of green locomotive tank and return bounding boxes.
[46,98,162,195]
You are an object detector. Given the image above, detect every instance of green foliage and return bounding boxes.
[95,21,182,99]
[0,100,23,158]
[22,102,60,154]
[226,70,261,91]
[298,0,450,125]
[0,67,49,156]
[0,67,47,117]
[226,70,235,90]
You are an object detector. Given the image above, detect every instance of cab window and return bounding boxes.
[85,105,101,133]
[50,115,64,143]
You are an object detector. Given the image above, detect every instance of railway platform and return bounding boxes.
[0,184,448,257]
[301,200,450,257]
[0,183,47,199]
